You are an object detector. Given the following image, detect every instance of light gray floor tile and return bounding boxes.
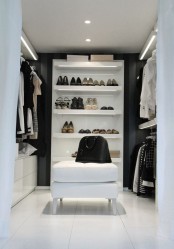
[1,190,173,249]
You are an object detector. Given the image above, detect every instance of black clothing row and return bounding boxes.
[129,137,156,197]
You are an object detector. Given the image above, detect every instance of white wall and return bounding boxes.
[157,0,174,240]
[0,0,22,237]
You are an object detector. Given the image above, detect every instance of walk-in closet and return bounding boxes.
[1,0,174,248]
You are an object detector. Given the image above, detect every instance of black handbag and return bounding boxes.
[76,136,112,163]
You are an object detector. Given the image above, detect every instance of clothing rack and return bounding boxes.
[16,59,42,140]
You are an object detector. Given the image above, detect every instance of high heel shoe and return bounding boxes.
[62,121,68,133]
[70,77,76,85]
[56,76,63,85]
[63,76,69,85]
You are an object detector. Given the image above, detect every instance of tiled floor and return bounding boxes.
[0,190,173,249]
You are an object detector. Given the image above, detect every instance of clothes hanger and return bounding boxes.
[30,66,37,76]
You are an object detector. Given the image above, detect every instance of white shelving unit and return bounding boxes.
[51,60,124,188]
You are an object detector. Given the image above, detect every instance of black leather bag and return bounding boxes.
[76,136,112,163]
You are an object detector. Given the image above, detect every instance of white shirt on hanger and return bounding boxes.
[140,52,156,119]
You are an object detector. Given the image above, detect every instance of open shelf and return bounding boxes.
[53,133,122,139]
[53,109,122,116]
[139,118,156,129]
[52,156,122,163]
[53,85,122,94]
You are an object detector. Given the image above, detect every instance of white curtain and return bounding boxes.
[157,0,174,240]
[0,0,22,237]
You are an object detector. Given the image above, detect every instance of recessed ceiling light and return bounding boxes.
[85,38,91,42]
[84,20,91,24]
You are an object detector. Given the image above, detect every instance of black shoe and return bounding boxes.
[86,129,91,133]
[63,76,69,85]
[76,77,82,85]
[71,97,78,109]
[77,97,84,109]
[101,106,107,110]
[56,76,63,85]
[79,129,84,133]
[108,106,114,110]
[70,77,76,85]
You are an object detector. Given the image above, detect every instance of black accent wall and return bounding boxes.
[30,53,145,187]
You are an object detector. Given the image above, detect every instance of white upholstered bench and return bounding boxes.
[51,161,119,215]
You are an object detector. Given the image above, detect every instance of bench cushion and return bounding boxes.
[52,161,118,183]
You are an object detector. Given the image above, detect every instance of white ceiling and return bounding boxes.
[22,0,158,54]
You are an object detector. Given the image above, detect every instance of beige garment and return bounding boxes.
[30,73,42,139]
[33,74,42,111]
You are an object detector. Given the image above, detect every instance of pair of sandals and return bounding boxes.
[101,106,114,110]
[92,129,119,134]
[55,97,70,109]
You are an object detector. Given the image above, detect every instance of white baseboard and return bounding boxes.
[35,186,50,190]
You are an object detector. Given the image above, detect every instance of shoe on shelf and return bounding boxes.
[100,80,105,86]
[79,129,84,133]
[72,151,78,157]
[61,97,70,109]
[112,129,119,134]
[88,78,93,86]
[85,98,92,110]
[92,129,100,134]
[76,77,82,85]
[106,129,112,134]
[100,106,107,110]
[55,97,63,109]
[108,106,114,110]
[70,77,76,85]
[91,98,98,110]
[99,129,106,134]
[112,79,119,86]
[77,97,84,109]
[86,129,91,134]
[71,97,78,109]
[107,79,112,86]
[82,77,88,85]
[63,76,69,85]
[62,121,68,133]
[94,80,99,86]
[56,76,63,85]
[67,121,74,133]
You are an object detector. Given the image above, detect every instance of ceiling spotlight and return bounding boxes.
[85,38,91,42]
[84,20,91,24]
